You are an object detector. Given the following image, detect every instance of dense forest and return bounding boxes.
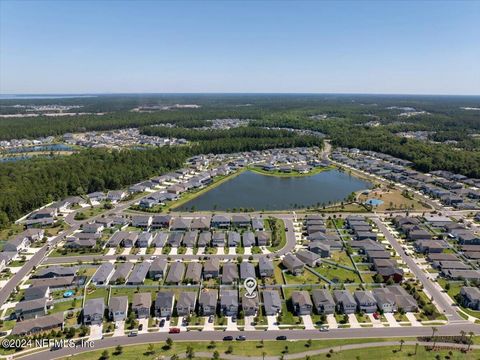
[0,132,322,228]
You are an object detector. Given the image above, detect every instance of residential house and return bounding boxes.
[137,232,153,248]
[155,292,175,317]
[132,293,152,319]
[165,262,185,284]
[308,242,331,258]
[222,263,239,284]
[176,292,197,316]
[232,215,251,227]
[242,294,259,316]
[256,231,270,246]
[333,290,357,314]
[372,288,397,313]
[170,217,191,231]
[212,232,225,247]
[184,262,202,283]
[126,263,151,285]
[203,257,220,279]
[262,290,282,315]
[291,291,313,315]
[24,286,50,302]
[354,291,377,313]
[149,258,168,280]
[110,262,134,284]
[91,262,115,285]
[197,232,211,247]
[199,290,218,316]
[460,287,480,310]
[83,298,105,325]
[11,313,64,336]
[211,215,230,228]
[220,289,238,316]
[109,296,128,321]
[15,298,48,320]
[183,231,198,248]
[296,249,321,267]
[242,231,255,247]
[258,257,274,278]
[239,261,256,280]
[311,289,335,314]
[282,253,304,275]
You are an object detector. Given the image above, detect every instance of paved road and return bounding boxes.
[0,224,80,307]
[372,218,463,322]
[16,323,480,360]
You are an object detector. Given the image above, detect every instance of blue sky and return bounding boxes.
[1,0,479,94]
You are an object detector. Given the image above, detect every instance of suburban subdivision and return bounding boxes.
[1,97,480,360]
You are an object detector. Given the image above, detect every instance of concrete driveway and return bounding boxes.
[367,313,383,327]
[347,314,361,328]
[158,317,171,332]
[113,321,125,337]
[384,313,400,327]
[244,315,256,331]
[301,315,315,330]
[202,316,215,331]
[88,324,103,340]
[138,318,149,333]
[406,312,422,326]
[244,248,252,255]
[326,314,338,329]
[226,316,238,331]
[266,315,279,330]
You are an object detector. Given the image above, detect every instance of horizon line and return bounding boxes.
[1,91,480,97]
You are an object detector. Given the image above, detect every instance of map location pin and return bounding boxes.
[244,277,257,298]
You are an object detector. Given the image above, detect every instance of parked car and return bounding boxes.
[128,331,138,337]
[169,328,180,334]
[208,315,214,323]
[159,319,165,327]
[138,324,143,331]
[276,336,287,340]
[236,336,246,341]
[319,326,329,332]
[223,336,233,341]
[373,312,380,320]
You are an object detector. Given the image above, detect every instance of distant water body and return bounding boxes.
[0,95,97,100]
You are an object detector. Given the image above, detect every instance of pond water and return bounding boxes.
[6,144,73,153]
[176,169,372,211]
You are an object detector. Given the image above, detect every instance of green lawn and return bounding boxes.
[60,338,454,360]
[314,263,361,283]
[284,269,324,285]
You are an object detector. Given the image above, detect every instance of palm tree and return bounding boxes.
[460,330,466,342]
[399,339,405,351]
[468,331,474,351]
[431,327,438,348]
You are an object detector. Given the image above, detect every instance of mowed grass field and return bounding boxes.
[61,340,480,360]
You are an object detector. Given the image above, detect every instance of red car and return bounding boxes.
[169,328,180,334]
[373,312,380,320]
